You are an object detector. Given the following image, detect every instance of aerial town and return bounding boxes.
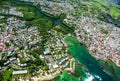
[33,0,120,67]
[0,0,120,81]
[0,2,75,81]
[64,15,120,66]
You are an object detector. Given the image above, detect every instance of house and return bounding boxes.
[9,57,16,61]
[20,63,27,67]
[53,64,58,69]
[12,70,28,75]
[44,55,53,62]
[44,48,50,54]
[0,43,4,50]
[4,61,10,66]
[63,63,68,68]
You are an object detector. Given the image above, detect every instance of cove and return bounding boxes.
[65,36,115,81]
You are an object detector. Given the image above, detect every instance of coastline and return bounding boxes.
[64,36,115,81]
[0,0,120,81]
[29,58,75,81]
[89,51,120,67]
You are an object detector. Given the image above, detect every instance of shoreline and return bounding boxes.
[30,58,75,81]
[89,51,120,67]
[29,68,74,81]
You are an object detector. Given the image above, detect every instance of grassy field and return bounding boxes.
[3,69,13,81]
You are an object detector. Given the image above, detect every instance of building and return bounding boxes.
[12,70,28,75]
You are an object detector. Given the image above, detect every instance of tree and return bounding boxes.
[0,72,4,81]
[19,46,25,50]
[5,42,11,47]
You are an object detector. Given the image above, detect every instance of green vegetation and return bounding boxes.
[27,51,43,66]
[60,14,66,22]
[101,29,109,34]
[26,50,44,74]
[65,36,81,46]
[59,71,79,81]
[5,0,73,38]
[74,0,120,27]
[5,42,11,47]
[0,72,4,81]
[2,0,11,5]
[41,65,49,70]
[54,25,74,35]
[16,6,36,20]
[110,7,120,19]
[0,0,119,81]
[31,17,53,36]
[0,0,2,3]
[73,62,87,80]
[0,23,6,28]
[40,10,59,19]
[98,60,120,81]
[3,69,13,81]
[14,0,74,37]
[19,46,25,50]
[0,18,7,23]
[0,60,4,66]
[28,65,38,74]
[16,5,54,38]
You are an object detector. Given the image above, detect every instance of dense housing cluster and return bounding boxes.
[64,16,120,66]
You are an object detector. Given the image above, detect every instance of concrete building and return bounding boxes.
[12,70,28,75]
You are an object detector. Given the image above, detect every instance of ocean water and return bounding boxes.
[65,36,115,81]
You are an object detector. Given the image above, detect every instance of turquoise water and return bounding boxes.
[65,36,115,81]
[60,71,79,81]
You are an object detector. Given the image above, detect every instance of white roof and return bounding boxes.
[12,70,27,75]
[53,64,58,69]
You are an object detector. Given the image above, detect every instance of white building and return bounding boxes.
[12,70,28,75]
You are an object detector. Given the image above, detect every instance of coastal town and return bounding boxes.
[29,0,120,67]
[0,0,120,81]
[0,16,41,68]
[0,3,75,81]
[64,15,120,66]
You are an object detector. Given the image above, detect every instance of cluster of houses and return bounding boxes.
[30,29,75,81]
[29,0,74,16]
[11,26,75,81]
[0,3,76,80]
[0,7,23,17]
[9,7,24,17]
[37,29,74,74]
[0,14,75,81]
[64,15,120,66]
[0,17,41,72]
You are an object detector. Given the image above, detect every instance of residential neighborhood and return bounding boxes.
[0,0,120,81]
[0,5,75,81]
[64,15,120,66]
[0,16,41,70]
